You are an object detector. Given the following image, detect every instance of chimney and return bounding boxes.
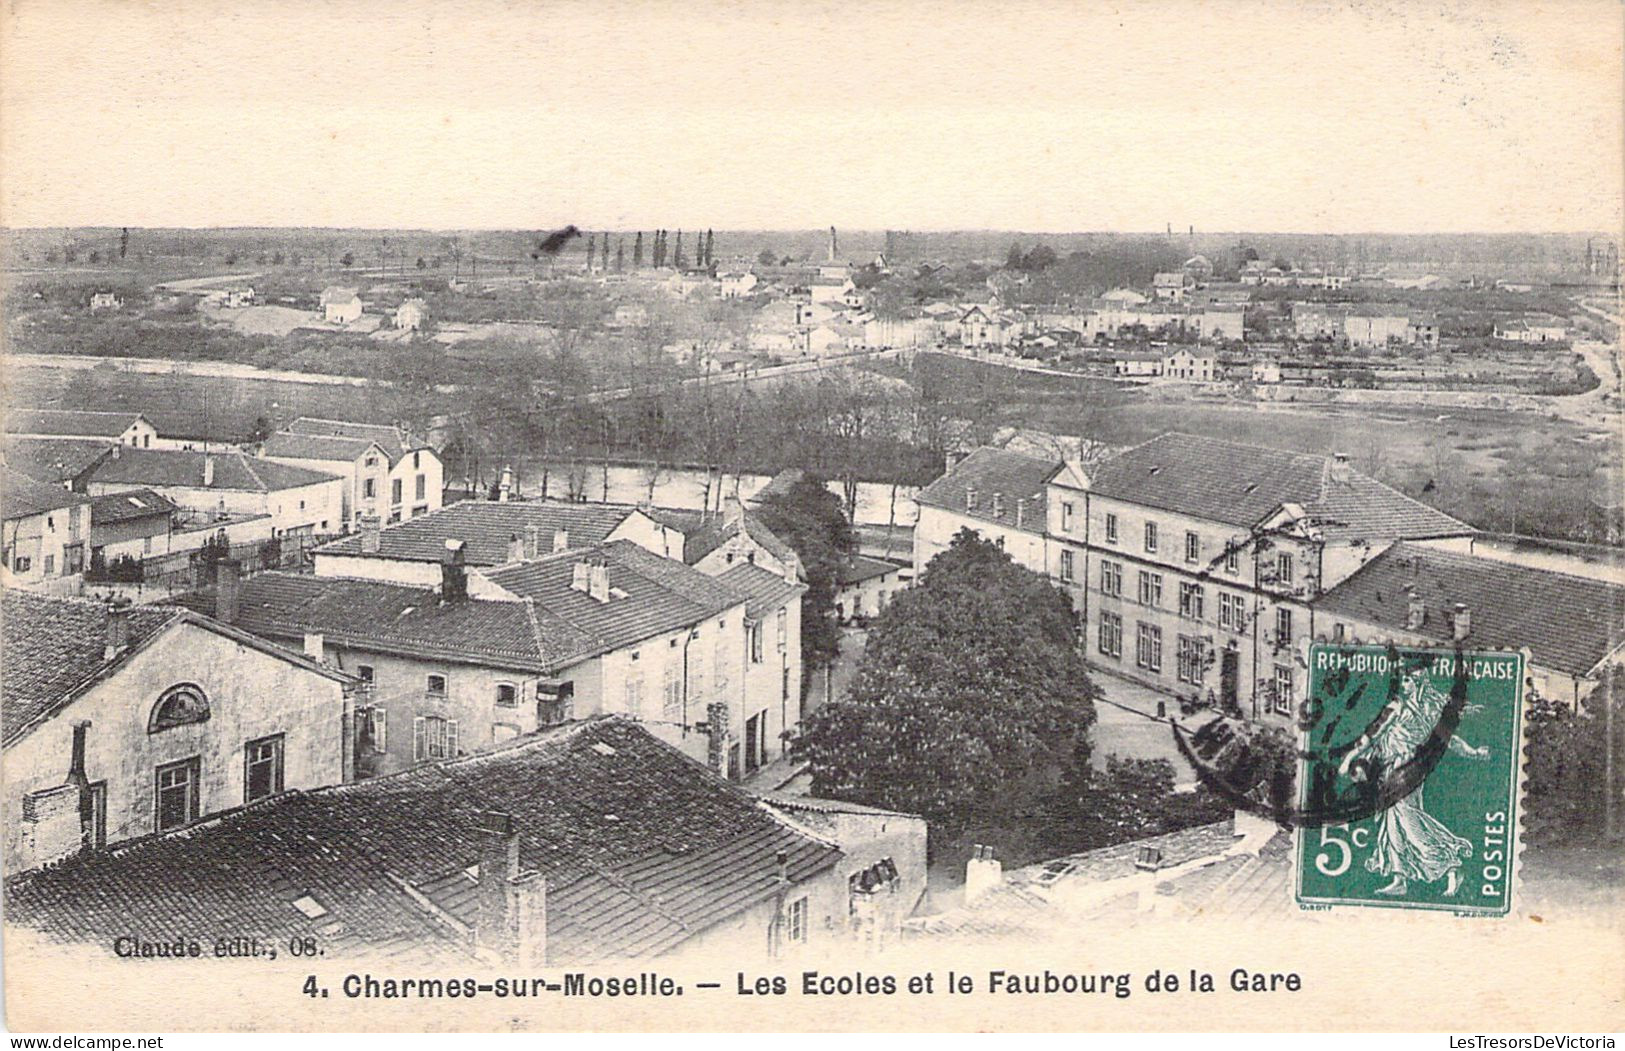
[202,453,215,487]
[1016,498,1027,528]
[991,493,1004,518]
[103,602,131,661]
[522,524,541,559]
[705,701,730,775]
[441,539,468,603]
[497,466,514,503]
[216,558,242,625]
[551,529,569,553]
[1404,585,1425,631]
[474,811,546,965]
[359,514,381,554]
[506,533,524,564]
[964,844,1002,904]
[1452,602,1471,641]
[68,720,90,788]
[303,632,325,663]
[775,849,789,886]
[571,561,592,593]
[1330,451,1352,483]
[965,486,978,510]
[588,558,610,603]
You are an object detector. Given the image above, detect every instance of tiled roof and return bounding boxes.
[285,418,418,463]
[1315,543,1625,677]
[716,562,805,619]
[644,507,799,569]
[1,466,92,520]
[5,718,843,963]
[2,591,183,746]
[2,437,115,484]
[837,556,901,586]
[486,541,748,655]
[4,409,146,438]
[89,488,177,526]
[260,432,383,464]
[1088,433,1470,541]
[316,499,641,564]
[914,447,1058,535]
[173,572,593,673]
[87,449,339,492]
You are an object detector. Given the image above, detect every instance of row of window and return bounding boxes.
[1095,614,1296,713]
[1092,564,1294,642]
[10,543,85,578]
[154,734,285,832]
[1088,514,1297,583]
[361,473,431,504]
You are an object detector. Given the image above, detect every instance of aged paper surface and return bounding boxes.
[1,0,1622,1034]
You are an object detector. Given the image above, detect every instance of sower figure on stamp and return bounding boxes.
[1339,670,1490,897]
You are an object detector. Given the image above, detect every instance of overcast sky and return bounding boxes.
[2,0,1620,233]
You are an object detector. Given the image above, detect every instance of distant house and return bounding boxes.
[279,418,443,525]
[1113,351,1163,377]
[1181,255,1214,283]
[1101,287,1149,306]
[718,271,760,299]
[836,556,903,622]
[1494,316,1569,343]
[912,446,1057,576]
[394,297,427,331]
[0,590,357,875]
[808,276,853,305]
[88,489,176,566]
[1152,272,1188,301]
[0,437,115,491]
[1408,315,1440,348]
[1,467,93,594]
[224,286,256,308]
[1251,360,1283,384]
[5,409,159,449]
[321,286,363,324]
[84,448,344,539]
[1161,348,1215,382]
[88,292,122,312]
[1198,308,1246,342]
[1343,305,1411,347]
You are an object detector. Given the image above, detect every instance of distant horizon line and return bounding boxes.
[4,224,1618,239]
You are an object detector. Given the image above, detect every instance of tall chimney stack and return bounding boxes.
[103,602,131,661]
[1452,602,1471,641]
[216,558,242,625]
[523,524,541,560]
[551,529,569,553]
[587,558,610,603]
[359,514,382,554]
[506,533,524,564]
[571,561,592,593]
[441,539,468,603]
[1404,585,1425,631]
[497,466,514,503]
[474,811,546,965]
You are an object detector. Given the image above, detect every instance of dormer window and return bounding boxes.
[149,684,210,733]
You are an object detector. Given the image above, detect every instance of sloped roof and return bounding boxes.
[1088,433,1469,541]
[1,465,93,520]
[89,488,177,526]
[2,590,349,749]
[716,562,806,619]
[317,499,641,564]
[644,506,799,569]
[1315,543,1625,677]
[2,437,116,484]
[914,447,1058,535]
[486,541,748,654]
[4,409,147,438]
[4,717,844,963]
[261,431,384,464]
[87,448,339,492]
[174,571,592,673]
[837,555,901,587]
[285,417,420,462]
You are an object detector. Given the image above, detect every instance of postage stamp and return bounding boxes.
[1294,643,1527,916]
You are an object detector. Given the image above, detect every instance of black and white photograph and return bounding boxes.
[0,0,1620,1036]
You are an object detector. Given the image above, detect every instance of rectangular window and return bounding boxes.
[1136,623,1163,672]
[1177,635,1205,685]
[714,637,729,692]
[495,683,518,708]
[663,666,682,720]
[1277,552,1294,586]
[1144,522,1158,553]
[1104,513,1119,543]
[12,555,30,573]
[624,675,645,718]
[1272,665,1295,715]
[43,555,54,576]
[391,478,403,505]
[1100,559,1122,597]
[244,734,285,803]
[1137,570,1163,607]
[776,609,788,652]
[155,757,200,832]
[413,716,459,761]
[690,647,707,701]
[1178,582,1204,620]
[751,622,765,664]
[415,474,427,500]
[1219,593,1247,633]
[1059,549,1076,583]
[426,673,447,698]
[357,664,375,684]
[1098,611,1122,659]
[1061,501,1076,532]
[1224,546,1240,575]
[363,478,376,499]
[370,708,388,753]
[87,781,107,850]
[1185,531,1200,563]
[787,896,809,944]
[1275,607,1293,645]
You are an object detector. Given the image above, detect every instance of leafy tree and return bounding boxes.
[793,530,1096,832]
[416,256,426,269]
[673,230,685,270]
[340,251,354,267]
[1005,241,1025,269]
[1526,669,1623,844]
[1022,244,1058,271]
[615,239,625,272]
[758,248,777,267]
[1041,753,1231,854]
[754,473,855,669]
[633,231,644,268]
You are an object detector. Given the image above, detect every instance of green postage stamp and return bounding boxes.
[1294,643,1526,916]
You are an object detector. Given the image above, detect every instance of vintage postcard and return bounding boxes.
[0,0,1621,1037]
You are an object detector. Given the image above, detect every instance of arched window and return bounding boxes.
[149,684,210,733]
